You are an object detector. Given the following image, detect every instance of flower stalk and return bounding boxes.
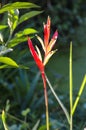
[41,72,49,130]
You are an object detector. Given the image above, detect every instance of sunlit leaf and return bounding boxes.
[0,65,8,69]
[0,2,40,14]
[38,124,47,130]
[2,110,9,130]
[8,9,19,31]
[0,56,19,67]
[0,25,8,30]
[18,11,43,25]
[15,28,37,38]
[0,64,28,69]
[8,36,27,47]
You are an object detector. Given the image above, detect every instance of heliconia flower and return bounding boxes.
[28,16,58,72]
[28,16,58,130]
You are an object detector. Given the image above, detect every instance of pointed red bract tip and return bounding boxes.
[52,30,58,40]
[28,38,44,73]
[44,16,51,48]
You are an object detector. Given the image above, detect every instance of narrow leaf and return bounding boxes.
[72,75,86,115]
[32,120,40,130]
[8,36,27,47]
[8,9,19,31]
[15,28,37,38]
[2,110,9,130]
[0,56,19,67]
[0,25,8,30]
[0,2,40,14]
[0,64,28,69]
[18,11,43,25]
[0,65,8,69]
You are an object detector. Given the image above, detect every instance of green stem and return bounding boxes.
[5,30,13,46]
[42,72,49,130]
[69,42,73,130]
[7,113,29,128]
[72,74,86,115]
[45,74,70,124]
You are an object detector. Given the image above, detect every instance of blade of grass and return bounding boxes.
[69,42,73,130]
[45,74,70,124]
[72,74,86,115]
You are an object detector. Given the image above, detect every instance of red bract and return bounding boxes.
[28,16,58,71]
[44,16,51,49]
[28,38,44,73]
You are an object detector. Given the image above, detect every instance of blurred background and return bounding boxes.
[0,0,86,130]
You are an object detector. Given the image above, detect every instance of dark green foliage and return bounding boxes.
[0,0,86,130]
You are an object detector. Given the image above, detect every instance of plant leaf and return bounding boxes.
[0,65,8,69]
[38,124,47,130]
[0,64,28,69]
[8,36,27,47]
[0,25,8,30]
[72,74,86,115]
[0,2,40,14]
[15,28,37,38]
[8,9,19,31]
[2,110,9,130]
[32,120,40,130]
[0,56,19,67]
[18,11,43,25]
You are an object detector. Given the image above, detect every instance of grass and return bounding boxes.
[46,43,86,129]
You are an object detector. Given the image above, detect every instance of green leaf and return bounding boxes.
[0,2,40,14]
[72,74,86,115]
[8,36,27,47]
[0,65,8,69]
[0,25,8,30]
[38,125,47,130]
[18,65,29,69]
[0,56,19,67]
[15,28,37,37]
[8,9,19,31]
[2,110,9,130]
[18,11,43,25]
[0,64,28,69]
[21,108,30,116]
[8,35,34,48]
[32,120,40,130]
